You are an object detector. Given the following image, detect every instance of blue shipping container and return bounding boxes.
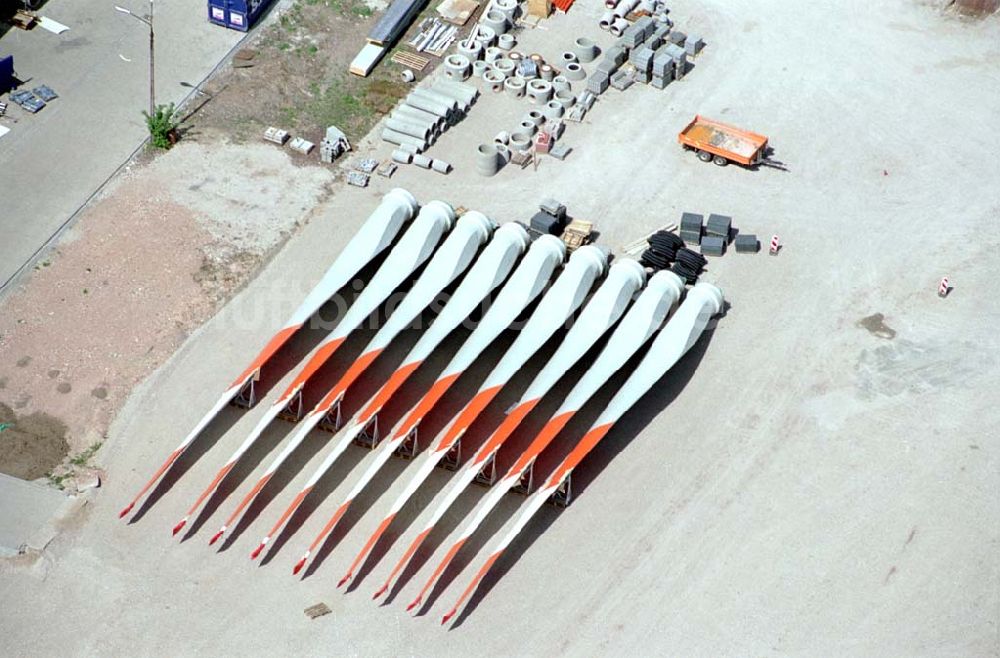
[207,0,274,31]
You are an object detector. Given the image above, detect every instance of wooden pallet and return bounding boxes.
[12,9,37,30]
[620,222,679,256]
[391,50,430,71]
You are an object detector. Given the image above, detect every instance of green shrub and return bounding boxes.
[142,103,180,149]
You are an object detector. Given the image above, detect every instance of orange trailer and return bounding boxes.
[678,115,769,167]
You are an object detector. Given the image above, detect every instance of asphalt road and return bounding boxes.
[0,0,243,292]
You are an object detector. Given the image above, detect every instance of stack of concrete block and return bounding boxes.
[662,42,688,79]
[651,49,675,89]
[734,233,759,253]
[706,214,732,241]
[648,24,671,50]
[587,70,611,95]
[668,31,687,47]
[701,235,726,257]
[610,68,635,90]
[680,212,703,244]
[604,44,628,67]
[686,34,704,56]
[630,45,655,83]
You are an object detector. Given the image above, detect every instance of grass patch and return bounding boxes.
[303,73,408,141]
[70,442,103,467]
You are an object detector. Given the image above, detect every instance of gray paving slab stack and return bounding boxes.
[605,44,628,66]
[630,46,655,74]
[701,235,726,256]
[686,34,704,56]
[680,212,703,244]
[734,233,759,253]
[587,70,611,95]
[706,214,733,241]
[668,31,687,47]
[610,69,635,90]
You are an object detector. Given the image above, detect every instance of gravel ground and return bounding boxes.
[0,137,333,470]
[1,0,998,656]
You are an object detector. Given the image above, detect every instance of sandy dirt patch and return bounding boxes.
[0,138,333,462]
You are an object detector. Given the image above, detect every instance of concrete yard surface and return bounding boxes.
[1,0,999,656]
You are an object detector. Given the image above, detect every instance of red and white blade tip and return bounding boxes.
[172,518,187,536]
[208,529,224,546]
[250,542,266,560]
[292,557,307,575]
[118,504,134,519]
[337,573,351,588]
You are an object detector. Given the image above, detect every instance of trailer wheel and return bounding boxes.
[697,150,712,163]
[712,155,728,167]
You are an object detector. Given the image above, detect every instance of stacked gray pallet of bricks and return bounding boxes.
[680,212,703,244]
[734,233,760,253]
[381,79,480,154]
[702,214,731,256]
[587,42,627,95]
[528,198,567,236]
[588,14,705,95]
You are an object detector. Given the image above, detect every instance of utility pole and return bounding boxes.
[115,0,155,116]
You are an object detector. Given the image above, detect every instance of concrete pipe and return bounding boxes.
[564,61,586,81]
[496,144,511,163]
[510,131,533,151]
[610,17,629,36]
[476,143,501,177]
[386,117,434,141]
[613,0,638,17]
[457,39,483,62]
[543,100,564,119]
[493,130,510,145]
[554,89,576,109]
[412,153,433,169]
[482,10,509,35]
[539,64,555,81]
[518,119,537,135]
[598,10,614,29]
[444,53,473,82]
[529,53,544,66]
[483,69,506,93]
[509,51,523,64]
[484,46,504,64]
[405,95,452,121]
[472,60,491,78]
[393,104,446,132]
[604,0,618,7]
[523,109,545,127]
[396,143,419,154]
[411,88,462,115]
[494,58,516,78]
[391,149,413,164]
[560,51,578,66]
[573,37,600,63]
[494,0,518,21]
[382,127,426,152]
[401,69,415,83]
[526,78,553,104]
[498,33,516,51]
[504,76,526,98]
[474,24,497,47]
[552,75,571,93]
[431,159,452,174]
[431,79,480,106]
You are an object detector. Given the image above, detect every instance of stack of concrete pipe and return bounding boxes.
[382,79,480,154]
